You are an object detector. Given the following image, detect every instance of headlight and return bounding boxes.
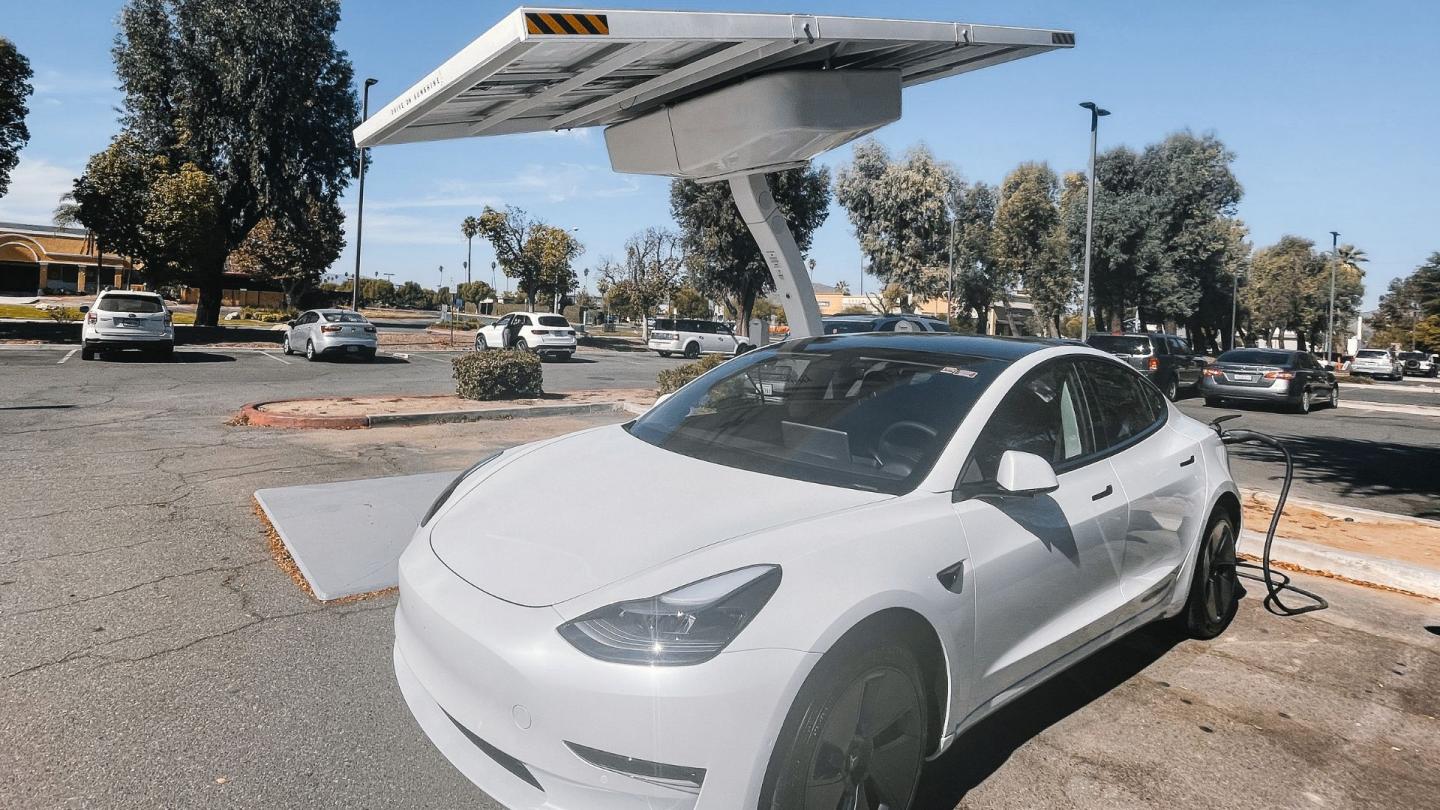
[558,565,781,666]
[419,452,501,527]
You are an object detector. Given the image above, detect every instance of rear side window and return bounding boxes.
[97,295,163,314]
[323,312,366,323]
[1078,359,1165,452]
[1086,335,1151,356]
[537,315,569,327]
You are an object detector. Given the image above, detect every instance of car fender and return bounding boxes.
[1160,430,1242,617]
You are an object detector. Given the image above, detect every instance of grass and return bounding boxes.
[0,303,70,320]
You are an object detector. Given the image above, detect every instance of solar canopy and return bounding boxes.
[353,7,1075,148]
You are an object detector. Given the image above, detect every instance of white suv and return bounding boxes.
[475,312,577,361]
[1350,348,1402,380]
[79,290,174,360]
[648,317,754,358]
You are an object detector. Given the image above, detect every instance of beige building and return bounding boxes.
[802,283,1034,334]
[0,222,134,296]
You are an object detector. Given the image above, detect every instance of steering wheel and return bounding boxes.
[874,420,939,473]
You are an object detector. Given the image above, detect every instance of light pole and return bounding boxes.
[946,214,957,328]
[491,260,498,299]
[1325,230,1340,362]
[1078,101,1110,341]
[1229,268,1242,350]
[351,77,378,311]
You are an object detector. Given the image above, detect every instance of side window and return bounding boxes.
[302,312,319,325]
[1079,359,1165,452]
[960,361,1093,486]
[514,315,530,327]
[1169,337,1190,356]
[1153,337,1169,355]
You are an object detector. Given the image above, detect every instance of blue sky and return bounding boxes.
[3,1,1437,307]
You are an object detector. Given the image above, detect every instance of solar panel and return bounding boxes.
[354,7,1075,148]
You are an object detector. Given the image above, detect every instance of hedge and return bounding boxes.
[657,352,729,394]
[453,349,544,400]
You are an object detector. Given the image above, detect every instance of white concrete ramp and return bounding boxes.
[255,471,456,600]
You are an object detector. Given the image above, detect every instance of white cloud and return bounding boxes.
[371,162,639,211]
[0,158,79,224]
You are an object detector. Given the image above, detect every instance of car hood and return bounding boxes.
[428,425,889,607]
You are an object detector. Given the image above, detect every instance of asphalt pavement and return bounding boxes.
[1,343,1437,808]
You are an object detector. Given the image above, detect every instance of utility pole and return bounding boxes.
[946,214,957,328]
[1325,230,1340,362]
[1229,270,1240,351]
[351,78,378,311]
[1078,101,1110,341]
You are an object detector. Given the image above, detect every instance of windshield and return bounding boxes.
[96,295,163,314]
[822,319,876,334]
[537,315,569,327]
[1356,349,1389,358]
[323,312,368,323]
[627,341,1007,494]
[1085,335,1151,355]
[1218,349,1292,365]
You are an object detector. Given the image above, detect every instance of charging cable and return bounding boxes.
[1210,415,1328,616]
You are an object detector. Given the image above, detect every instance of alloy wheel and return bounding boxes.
[1198,519,1238,627]
[803,667,924,810]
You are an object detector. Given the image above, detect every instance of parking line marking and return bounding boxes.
[259,351,291,365]
[57,349,77,364]
[414,352,454,363]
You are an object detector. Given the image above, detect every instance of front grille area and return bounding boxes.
[444,710,544,792]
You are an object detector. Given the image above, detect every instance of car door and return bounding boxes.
[484,315,510,348]
[951,358,1131,706]
[1169,337,1202,387]
[1078,358,1204,613]
[291,311,316,349]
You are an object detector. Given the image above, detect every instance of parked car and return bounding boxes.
[396,335,1243,810]
[647,317,753,358]
[820,313,950,334]
[1200,348,1338,413]
[283,309,378,361]
[476,312,577,361]
[1349,348,1403,380]
[1084,332,1206,401]
[79,289,174,360]
[1397,351,1437,378]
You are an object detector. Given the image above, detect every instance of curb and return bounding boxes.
[1238,529,1440,600]
[236,398,640,429]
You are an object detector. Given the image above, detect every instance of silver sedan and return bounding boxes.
[283,309,378,361]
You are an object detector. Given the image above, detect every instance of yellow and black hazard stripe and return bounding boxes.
[524,11,609,36]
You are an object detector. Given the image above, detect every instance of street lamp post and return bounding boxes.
[351,78,378,311]
[1229,268,1241,350]
[1325,230,1340,362]
[1078,101,1110,341]
[946,215,957,329]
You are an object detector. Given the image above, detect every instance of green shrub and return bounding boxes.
[453,349,544,400]
[45,306,81,324]
[657,352,729,394]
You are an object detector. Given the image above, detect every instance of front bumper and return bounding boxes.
[1199,375,1296,403]
[394,539,816,810]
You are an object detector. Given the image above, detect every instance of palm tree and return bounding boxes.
[461,215,480,285]
[1326,244,1368,355]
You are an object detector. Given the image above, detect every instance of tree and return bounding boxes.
[358,277,395,307]
[84,0,358,325]
[832,280,851,295]
[835,140,958,305]
[1245,236,1332,350]
[476,206,583,310]
[597,227,683,338]
[1371,252,1440,350]
[456,280,496,313]
[1059,146,1157,332]
[951,181,1000,333]
[461,215,480,286]
[670,285,711,318]
[229,195,345,309]
[671,164,830,336]
[72,135,155,267]
[0,37,33,198]
[992,162,1072,336]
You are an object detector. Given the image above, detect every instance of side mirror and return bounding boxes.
[79,305,90,313]
[995,451,1059,496]
[286,320,297,328]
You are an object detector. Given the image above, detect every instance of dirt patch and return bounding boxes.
[253,388,654,418]
[1242,491,1440,569]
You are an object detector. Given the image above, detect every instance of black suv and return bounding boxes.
[1085,333,1206,401]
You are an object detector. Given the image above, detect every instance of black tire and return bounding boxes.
[683,341,700,359]
[1293,388,1312,414]
[158,342,174,361]
[1328,386,1339,409]
[305,340,318,362]
[81,346,95,361]
[657,351,672,358]
[363,349,377,363]
[282,338,294,356]
[516,338,530,353]
[736,343,754,356]
[1161,376,1180,402]
[476,334,487,351]
[1204,397,1221,407]
[1176,510,1240,640]
[762,638,928,810]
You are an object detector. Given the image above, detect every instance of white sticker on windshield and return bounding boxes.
[941,366,978,378]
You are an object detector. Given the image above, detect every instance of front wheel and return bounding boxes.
[1328,386,1339,409]
[282,336,294,355]
[1293,389,1312,414]
[1176,510,1239,640]
[683,342,700,359]
[762,639,928,810]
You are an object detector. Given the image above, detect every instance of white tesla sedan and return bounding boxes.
[395,334,1242,810]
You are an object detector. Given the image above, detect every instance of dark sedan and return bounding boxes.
[1200,348,1338,414]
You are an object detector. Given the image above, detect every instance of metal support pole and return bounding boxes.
[1229,271,1239,351]
[1325,230,1339,361]
[946,216,957,328]
[352,78,378,311]
[728,172,824,338]
[1079,102,1108,340]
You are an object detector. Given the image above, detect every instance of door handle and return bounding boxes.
[1180,455,1196,467]
[1091,485,1113,501]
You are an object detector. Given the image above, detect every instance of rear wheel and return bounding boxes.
[81,346,94,361]
[157,342,174,360]
[1176,510,1239,640]
[1162,376,1180,402]
[516,338,530,353]
[305,341,317,362]
[475,334,487,351]
[763,639,928,810]
[657,351,672,358]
